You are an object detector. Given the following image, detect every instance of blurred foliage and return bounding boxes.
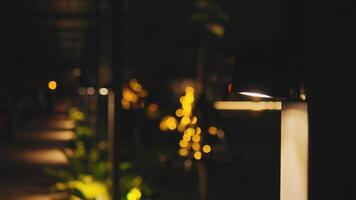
[69,107,86,122]
[46,107,153,200]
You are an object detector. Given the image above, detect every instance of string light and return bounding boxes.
[159,86,225,161]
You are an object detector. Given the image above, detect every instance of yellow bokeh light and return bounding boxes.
[192,143,200,151]
[122,99,130,110]
[192,134,201,143]
[196,127,201,134]
[182,106,192,116]
[191,116,198,124]
[130,80,142,92]
[184,95,195,104]
[175,109,183,117]
[194,151,202,160]
[127,187,142,200]
[165,116,177,130]
[202,145,212,153]
[159,121,168,131]
[123,88,138,103]
[48,81,57,90]
[181,116,190,125]
[185,128,195,136]
[179,140,188,148]
[185,86,195,94]
[208,126,218,135]
[179,97,185,104]
[177,124,186,132]
[179,148,189,157]
[183,133,191,142]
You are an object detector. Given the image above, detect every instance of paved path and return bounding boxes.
[0,113,74,200]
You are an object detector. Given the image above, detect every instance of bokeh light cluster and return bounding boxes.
[160,86,223,161]
[121,79,148,110]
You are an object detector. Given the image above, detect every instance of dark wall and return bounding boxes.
[308,0,356,199]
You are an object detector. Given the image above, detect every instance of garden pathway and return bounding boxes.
[0,104,73,200]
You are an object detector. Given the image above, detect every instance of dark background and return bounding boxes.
[1,0,356,199]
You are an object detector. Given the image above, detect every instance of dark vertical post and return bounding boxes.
[97,0,123,197]
[282,0,308,100]
[110,0,124,199]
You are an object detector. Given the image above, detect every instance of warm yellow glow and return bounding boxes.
[239,92,273,98]
[159,121,167,131]
[99,88,109,96]
[175,109,183,117]
[179,148,189,157]
[182,107,192,116]
[64,176,110,200]
[191,116,198,124]
[183,134,191,142]
[196,127,201,134]
[208,126,218,135]
[86,87,95,95]
[214,101,282,111]
[18,130,74,141]
[185,128,195,136]
[127,187,142,200]
[177,124,186,132]
[129,79,143,93]
[3,149,68,165]
[122,99,131,110]
[48,81,57,90]
[202,145,211,153]
[131,82,142,92]
[184,95,195,104]
[179,140,188,148]
[181,116,191,125]
[123,87,138,103]
[281,103,308,200]
[194,151,202,160]
[166,116,177,130]
[192,134,201,143]
[185,86,195,94]
[192,143,200,151]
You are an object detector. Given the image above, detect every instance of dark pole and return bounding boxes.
[98,0,124,198]
[110,0,124,199]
